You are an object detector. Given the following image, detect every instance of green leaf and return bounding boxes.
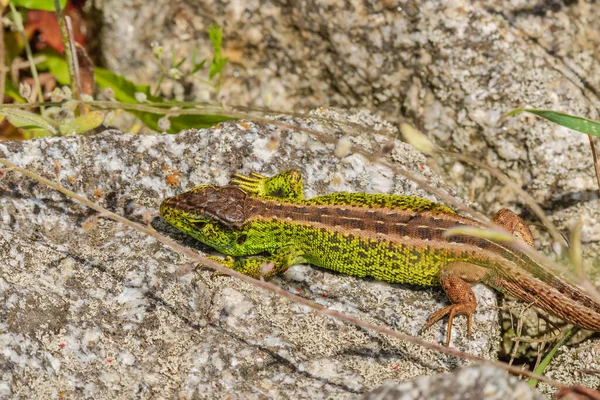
[191,47,198,71]
[208,23,223,58]
[209,57,228,79]
[207,23,227,80]
[11,0,66,11]
[174,56,186,69]
[149,113,232,132]
[0,108,58,135]
[59,111,104,135]
[191,59,206,74]
[94,67,162,103]
[507,108,600,137]
[37,49,70,84]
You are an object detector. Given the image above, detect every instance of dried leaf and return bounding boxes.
[59,111,104,135]
[81,215,99,231]
[400,123,435,154]
[75,43,94,96]
[443,226,516,244]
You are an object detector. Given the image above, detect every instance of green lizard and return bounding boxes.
[160,170,600,345]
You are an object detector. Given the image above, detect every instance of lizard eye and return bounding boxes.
[191,221,207,230]
[236,234,247,245]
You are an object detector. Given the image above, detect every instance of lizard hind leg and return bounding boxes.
[230,170,305,200]
[421,262,490,346]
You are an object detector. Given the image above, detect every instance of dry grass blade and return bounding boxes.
[588,136,600,199]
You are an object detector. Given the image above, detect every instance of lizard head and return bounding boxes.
[160,185,250,254]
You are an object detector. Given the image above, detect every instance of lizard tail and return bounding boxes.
[491,272,600,331]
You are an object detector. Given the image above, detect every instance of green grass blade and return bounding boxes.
[507,109,600,137]
[11,0,66,11]
[527,327,576,388]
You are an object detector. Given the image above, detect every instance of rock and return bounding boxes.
[364,365,544,400]
[0,111,500,398]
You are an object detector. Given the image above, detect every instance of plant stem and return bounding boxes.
[9,3,44,112]
[0,4,6,104]
[53,0,79,104]
[588,135,600,198]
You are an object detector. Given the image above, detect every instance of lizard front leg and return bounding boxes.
[209,246,305,279]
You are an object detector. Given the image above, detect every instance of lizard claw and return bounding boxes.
[421,304,474,346]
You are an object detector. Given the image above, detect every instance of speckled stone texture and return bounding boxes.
[364,365,544,400]
[98,0,600,205]
[0,112,503,398]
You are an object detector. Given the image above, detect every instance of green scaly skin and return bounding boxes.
[160,170,465,285]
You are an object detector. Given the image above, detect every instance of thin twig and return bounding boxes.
[533,341,546,375]
[10,55,47,72]
[64,15,83,115]
[508,304,527,367]
[588,135,600,199]
[0,156,568,389]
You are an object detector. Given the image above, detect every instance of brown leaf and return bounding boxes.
[75,43,94,96]
[27,2,86,54]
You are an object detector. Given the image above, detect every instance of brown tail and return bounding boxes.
[491,273,600,331]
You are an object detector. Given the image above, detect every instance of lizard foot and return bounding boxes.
[421,303,475,346]
[421,262,483,345]
[230,172,268,195]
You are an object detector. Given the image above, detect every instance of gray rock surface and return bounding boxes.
[537,342,600,397]
[0,112,502,398]
[364,365,544,400]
